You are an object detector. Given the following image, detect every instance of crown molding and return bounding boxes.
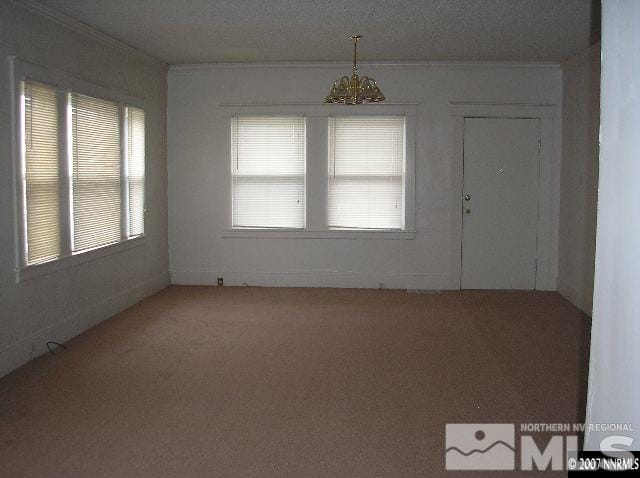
[14,0,166,67]
[170,60,561,72]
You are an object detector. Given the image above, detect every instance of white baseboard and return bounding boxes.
[0,271,170,378]
[170,270,451,290]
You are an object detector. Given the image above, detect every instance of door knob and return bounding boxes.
[464,194,471,201]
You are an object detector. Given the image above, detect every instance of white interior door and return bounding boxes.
[461,117,540,289]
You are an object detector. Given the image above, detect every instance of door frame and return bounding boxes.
[449,103,558,290]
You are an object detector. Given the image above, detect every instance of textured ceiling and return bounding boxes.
[33,0,595,64]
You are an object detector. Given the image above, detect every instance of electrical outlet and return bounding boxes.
[217,277,223,286]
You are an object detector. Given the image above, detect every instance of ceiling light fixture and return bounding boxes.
[325,35,385,105]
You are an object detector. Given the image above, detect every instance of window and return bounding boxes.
[22,81,60,264]
[127,107,146,237]
[71,93,121,251]
[19,79,145,269]
[328,116,406,230]
[231,116,305,229]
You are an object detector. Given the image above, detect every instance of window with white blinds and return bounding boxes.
[328,116,406,230]
[127,107,145,237]
[71,93,122,252]
[18,78,146,270]
[23,81,60,265]
[231,116,306,229]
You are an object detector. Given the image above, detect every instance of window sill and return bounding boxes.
[15,235,147,283]
[222,229,416,240]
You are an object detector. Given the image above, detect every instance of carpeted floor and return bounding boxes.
[0,286,590,477]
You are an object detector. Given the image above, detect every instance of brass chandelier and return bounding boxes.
[325,35,385,105]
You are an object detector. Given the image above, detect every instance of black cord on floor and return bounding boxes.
[46,341,67,355]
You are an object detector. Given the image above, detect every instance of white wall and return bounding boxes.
[168,62,562,290]
[0,2,169,377]
[558,45,600,314]
[585,0,640,450]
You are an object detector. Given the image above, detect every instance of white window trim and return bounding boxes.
[219,103,417,239]
[9,57,147,283]
[17,235,147,282]
[222,229,416,240]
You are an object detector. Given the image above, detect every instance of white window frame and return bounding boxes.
[220,103,416,240]
[10,57,147,282]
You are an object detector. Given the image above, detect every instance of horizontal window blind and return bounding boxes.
[231,116,305,228]
[127,107,145,237]
[328,116,405,230]
[23,80,60,264]
[72,93,121,251]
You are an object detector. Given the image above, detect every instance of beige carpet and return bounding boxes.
[0,286,590,477]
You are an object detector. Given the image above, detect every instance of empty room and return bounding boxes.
[1,0,639,476]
